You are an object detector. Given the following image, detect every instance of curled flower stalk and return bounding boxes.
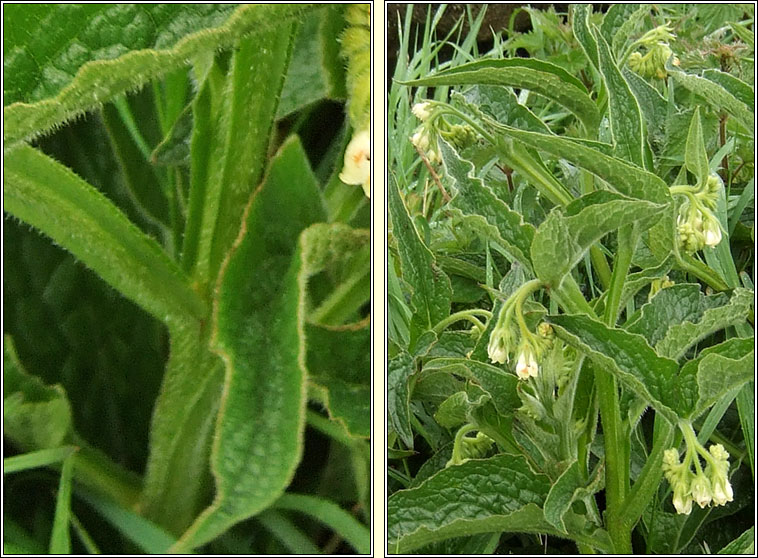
[485,279,549,381]
[670,174,725,253]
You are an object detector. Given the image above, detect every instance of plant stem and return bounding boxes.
[431,308,492,335]
[677,253,730,291]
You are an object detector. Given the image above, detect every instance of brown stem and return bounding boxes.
[414,144,452,203]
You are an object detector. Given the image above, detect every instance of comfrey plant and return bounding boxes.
[388,4,753,555]
[4,5,370,554]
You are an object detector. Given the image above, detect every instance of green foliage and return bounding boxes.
[4,4,369,554]
[389,4,754,555]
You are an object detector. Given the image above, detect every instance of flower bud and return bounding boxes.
[412,102,432,121]
[703,218,722,247]
[411,129,429,151]
[690,474,712,508]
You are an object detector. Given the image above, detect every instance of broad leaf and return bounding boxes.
[3,4,319,146]
[548,314,680,422]
[531,191,667,288]
[388,352,415,448]
[173,136,326,550]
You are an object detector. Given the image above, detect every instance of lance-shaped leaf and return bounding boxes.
[4,335,73,450]
[3,4,320,146]
[389,176,452,342]
[439,140,535,271]
[655,288,753,360]
[544,459,604,534]
[572,5,598,70]
[4,145,205,325]
[387,454,610,553]
[702,70,754,108]
[548,314,680,422]
[674,338,754,419]
[685,107,709,184]
[400,58,600,131]
[421,358,521,417]
[388,352,415,448]
[531,191,667,288]
[667,64,754,133]
[596,30,646,168]
[172,136,326,550]
[496,125,671,204]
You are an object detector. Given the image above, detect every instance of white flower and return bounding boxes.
[672,485,693,515]
[487,333,509,365]
[711,475,733,506]
[690,474,712,508]
[339,129,370,197]
[410,128,430,151]
[703,218,722,247]
[412,102,432,121]
[515,348,538,380]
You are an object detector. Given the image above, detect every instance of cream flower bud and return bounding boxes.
[672,487,693,515]
[711,476,734,506]
[515,348,538,380]
[412,102,432,121]
[487,336,508,365]
[690,474,712,508]
[411,129,429,151]
[339,129,370,197]
[703,219,722,247]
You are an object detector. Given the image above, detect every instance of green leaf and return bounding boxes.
[400,58,600,131]
[572,5,598,71]
[3,4,320,146]
[273,493,370,554]
[387,455,550,553]
[388,454,609,553]
[173,137,326,550]
[655,288,753,360]
[388,352,415,448]
[668,65,754,133]
[548,314,680,422]
[531,191,667,288]
[3,446,77,475]
[596,30,646,167]
[439,140,536,271]
[77,484,176,554]
[3,145,205,325]
[186,23,298,284]
[3,335,73,450]
[718,527,755,554]
[389,176,452,344]
[49,454,75,554]
[434,389,491,429]
[462,84,551,133]
[684,107,709,183]
[624,284,722,346]
[674,338,754,417]
[624,68,668,140]
[307,320,371,439]
[277,5,347,118]
[256,510,321,555]
[420,358,521,417]
[495,125,671,203]
[703,69,755,109]
[544,460,604,534]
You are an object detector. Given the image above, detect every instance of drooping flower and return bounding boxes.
[690,473,712,508]
[412,102,432,121]
[515,346,539,380]
[703,217,722,247]
[339,129,370,197]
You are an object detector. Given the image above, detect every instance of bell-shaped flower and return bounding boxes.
[339,129,370,197]
[690,473,712,508]
[515,346,539,380]
[703,217,722,247]
[412,102,432,121]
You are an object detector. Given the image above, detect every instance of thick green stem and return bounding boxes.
[432,309,492,335]
[604,225,636,326]
[677,254,730,291]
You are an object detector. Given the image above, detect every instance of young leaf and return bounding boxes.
[684,107,709,184]
[4,145,206,325]
[4,335,73,450]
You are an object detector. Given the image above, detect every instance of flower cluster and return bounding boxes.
[673,174,724,254]
[662,424,733,515]
[409,101,477,165]
[628,24,679,80]
[486,280,550,381]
